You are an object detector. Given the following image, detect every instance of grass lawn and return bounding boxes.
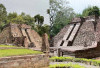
[0,45,16,47]
[0,49,43,57]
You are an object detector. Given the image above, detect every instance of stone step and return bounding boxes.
[55,40,62,47]
[26,29,33,42]
[21,29,30,43]
[62,40,69,47]
[21,29,31,47]
[63,24,75,41]
[68,23,81,41]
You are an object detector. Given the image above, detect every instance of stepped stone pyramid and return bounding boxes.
[50,15,100,58]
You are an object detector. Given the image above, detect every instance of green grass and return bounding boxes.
[0,45,16,47]
[0,49,43,57]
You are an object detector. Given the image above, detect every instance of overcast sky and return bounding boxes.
[68,0,100,14]
[0,0,100,24]
[0,0,49,24]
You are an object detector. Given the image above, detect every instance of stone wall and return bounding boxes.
[75,46,100,58]
[0,26,12,44]
[95,19,100,42]
[72,21,96,46]
[0,54,49,68]
[10,24,22,37]
[53,25,70,46]
[29,30,42,48]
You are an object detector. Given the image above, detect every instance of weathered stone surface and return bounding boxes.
[95,18,100,42]
[72,21,96,47]
[42,33,50,53]
[0,54,49,68]
[53,25,70,46]
[71,17,84,23]
[21,28,31,47]
[29,30,42,48]
[0,23,42,49]
[75,46,100,58]
[52,16,100,58]
[69,23,80,41]
[85,15,96,21]
[0,26,12,44]
[63,24,74,41]
[20,24,31,29]
[53,16,98,47]
[10,23,22,37]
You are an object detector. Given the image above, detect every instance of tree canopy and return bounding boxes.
[49,0,75,36]
[82,6,100,17]
[34,14,44,27]
[0,3,50,36]
[0,4,7,22]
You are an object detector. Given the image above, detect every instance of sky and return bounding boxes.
[0,0,49,24]
[68,0,100,14]
[0,0,100,24]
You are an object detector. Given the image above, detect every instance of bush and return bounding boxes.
[50,56,100,66]
[49,63,85,68]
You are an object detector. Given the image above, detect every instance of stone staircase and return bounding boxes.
[21,28,34,47]
[50,22,81,56]
[58,23,81,47]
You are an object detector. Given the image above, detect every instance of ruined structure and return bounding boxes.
[0,23,42,49]
[42,33,50,53]
[50,15,100,58]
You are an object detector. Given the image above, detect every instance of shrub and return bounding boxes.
[50,56,100,66]
[49,63,85,68]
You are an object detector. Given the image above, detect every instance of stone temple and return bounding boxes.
[50,15,100,58]
[0,23,49,52]
[0,23,43,49]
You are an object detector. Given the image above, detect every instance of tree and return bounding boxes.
[76,14,83,17]
[7,12,25,24]
[7,12,35,25]
[0,4,7,32]
[0,4,7,22]
[49,0,75,36]
[37,24,50,36]
[34,14,45,36]
[20,12,35,27]
[89,6,100,16]
[7,12,18,23]
[82,6,92,17]
[51,11,68,36]
[82,6,100,17]
[39,16,44,26]
[49,0,64,32]
[34,14,44,27]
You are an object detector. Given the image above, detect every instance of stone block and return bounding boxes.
[42,33,50,53]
